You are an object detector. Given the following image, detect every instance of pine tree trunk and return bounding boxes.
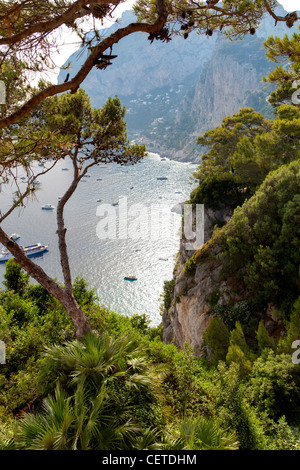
[0,227,92,337]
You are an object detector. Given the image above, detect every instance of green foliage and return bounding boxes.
[278,297,300,354]
[216,362,267,450]
[248,350,300,422]
[225,322,256,376]
[0,260,299,450]
[2,259,30,295]
[12,332,165,450]
[162,279,175,310]
[72,277,97,307]
[264,416,300,450]
[202,317,230,366]
[222,159,300,314]
[264,32,300,106]
[215,300,255,332]
[179,415,239,450]
[256,320,276,353]
[25,283,53,314]
[192,105,300,210]
[43,90,146,166]
[134,0,285,40]
[190,175,253,210]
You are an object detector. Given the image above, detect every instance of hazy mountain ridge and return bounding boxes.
[58,7,298,162]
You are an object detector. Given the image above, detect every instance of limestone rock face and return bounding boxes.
[163,237,224,355]
[162,203,285,356]
[162,206,235,355]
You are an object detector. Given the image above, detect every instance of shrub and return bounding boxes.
[190,175,253,210]
[216,362,267,450]
[162,280,175,310]
[248,350,300,422]
[256,320,276,353]
[222,160,300,314]
[202,317,230,365]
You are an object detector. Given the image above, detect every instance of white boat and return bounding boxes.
[10,233,20,241]
[41,204,55,210]
[0,243,49,262]
[124,276,137,281]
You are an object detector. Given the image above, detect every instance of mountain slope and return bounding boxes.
[58,7,298,162]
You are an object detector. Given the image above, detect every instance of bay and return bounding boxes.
[0,153,197,325]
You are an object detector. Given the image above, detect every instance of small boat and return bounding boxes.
[0,243,48,262]
[41,204,55,210]
[124,276,137,281]
[10,233,20,241]
[96,178,102,181]
[130,186,134,190]
[38,163,44,167]
[62,168,69,171]
[157,177,168,181]
[159,258,168,261]
[97,199,103,202]
[112,202,119,206]
[83,174,91,177]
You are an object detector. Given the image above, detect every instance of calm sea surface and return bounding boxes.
[0,153,197,325]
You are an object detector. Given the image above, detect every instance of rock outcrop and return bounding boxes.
[162,203,285,356]
[162,205,235,355]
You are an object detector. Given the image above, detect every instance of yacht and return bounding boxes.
[10,233,20,241]
[0,243,49,262]
[41,204,55,210]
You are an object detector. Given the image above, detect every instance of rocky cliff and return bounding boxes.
[162,205,236,355]
[162,198,286,357]
[145,35,275,162]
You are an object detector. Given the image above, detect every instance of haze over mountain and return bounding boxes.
[58,7,298,162]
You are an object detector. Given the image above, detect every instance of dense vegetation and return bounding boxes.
[0,259,299,450]
[190,105,300,210]
[0,2,299,452]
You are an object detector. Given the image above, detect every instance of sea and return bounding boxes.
[0,153,197,325]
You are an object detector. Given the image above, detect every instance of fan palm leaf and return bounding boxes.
[180,416,239,450]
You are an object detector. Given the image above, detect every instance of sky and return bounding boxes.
[49,0,299,80]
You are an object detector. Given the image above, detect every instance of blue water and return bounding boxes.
[0,153,197,325]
